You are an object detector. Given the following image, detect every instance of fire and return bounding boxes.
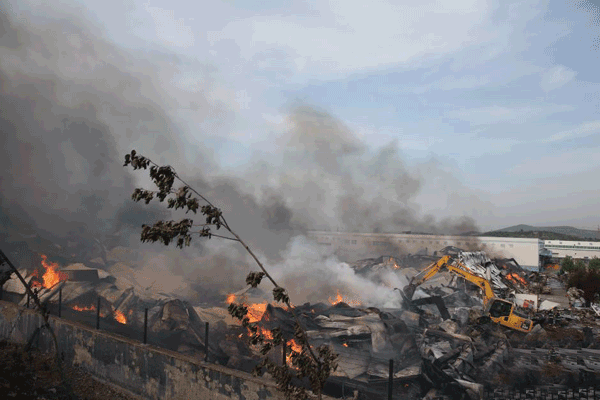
[71,304,127,324]
[114,310,127,324]
[247,303,267,323]
[506,273,528,286]
[72,305,96,312]
[71,304,106,317]
[328,291,343,305]
[328,290,361,306]
[34,255,68,289]
[342,343,348,347]
[226,293,268,323]
[286,339,303,367]
[259,327,273,340]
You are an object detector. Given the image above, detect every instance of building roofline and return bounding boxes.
[307,231,541,243]
[544,240,600,245]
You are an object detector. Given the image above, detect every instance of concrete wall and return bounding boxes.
[0,301,293,400]
[307,231,541,270]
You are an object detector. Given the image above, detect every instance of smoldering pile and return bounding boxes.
[4,236,600,400]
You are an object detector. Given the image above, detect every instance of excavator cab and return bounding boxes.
[486,298,533,333]
[488,299,512,318]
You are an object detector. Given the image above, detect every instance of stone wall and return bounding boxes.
[0,300,299,400]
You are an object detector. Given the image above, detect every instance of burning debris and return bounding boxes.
[209,251,600,398]
[3,241,600,399]
[328,290,362,307]
[226,289,269,323]
[0,252,229,363]
[31,255,68,290]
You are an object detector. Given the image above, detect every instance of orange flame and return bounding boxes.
[328,290,361,306]
[247,303,267,323]
[342,343,348,347]
[72,305,96,312]
[72,304,127,324]
[226,293,268,323]
[506,273,528,286]
[286,339,303,367]
[114,310,127,324]
[259,327,273,340]
[328,291,342,305]
[37,255,68,289]
[72,304,107,317]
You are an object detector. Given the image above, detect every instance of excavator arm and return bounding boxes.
[444,263,496,307]
[412,255,453,287]
[401,255,534,333]
[404,255,452,299]
[405,255,496,305]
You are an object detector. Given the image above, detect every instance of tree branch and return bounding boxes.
[124,150,336,399]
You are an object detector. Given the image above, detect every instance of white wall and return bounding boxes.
[543,240,600,260]
[307,231,541,270]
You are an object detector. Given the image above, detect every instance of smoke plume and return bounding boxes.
[0,3,480,305]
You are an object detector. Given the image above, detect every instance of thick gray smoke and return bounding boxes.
[0,3,479,306]
[242,104,480,236]
[0,5,180,239]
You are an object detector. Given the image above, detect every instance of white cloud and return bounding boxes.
[261,113,285,126]
[144,3,195,48]
[458,136,522,156]
[509,147,600,177]
[211,0,494,76]
[344,120,443,151]
[413,75,492,93]
[445,104,574,125]
[540,65,577,92]
[235,90,251,110]
[544,120,600,143]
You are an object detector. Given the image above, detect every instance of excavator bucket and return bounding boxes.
[403,282,417,300]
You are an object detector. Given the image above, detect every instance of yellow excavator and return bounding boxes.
[403,255,534,333]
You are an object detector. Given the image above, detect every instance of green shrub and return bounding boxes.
[567,267,600,307]
[561,256,576,272]
[589,257,600,270]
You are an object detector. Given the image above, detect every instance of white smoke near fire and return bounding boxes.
[265,236,409,309]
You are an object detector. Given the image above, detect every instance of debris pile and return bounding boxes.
[3,241,600,399]
[1,259,228,363]
[217,252,600,399]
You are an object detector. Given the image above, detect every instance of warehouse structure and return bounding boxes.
[543,240,600,261]
[307,231,546,271]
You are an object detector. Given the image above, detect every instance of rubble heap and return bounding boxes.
[3,238,600,400]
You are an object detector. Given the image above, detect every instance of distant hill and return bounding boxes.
[486,224,600,241]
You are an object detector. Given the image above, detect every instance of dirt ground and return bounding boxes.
[0,339,142,400]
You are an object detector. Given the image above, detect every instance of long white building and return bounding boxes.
[543,240,600,260]
[307,231,545,270]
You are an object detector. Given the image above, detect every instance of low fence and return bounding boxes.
[0,300,294,400]
[483,386,600,400]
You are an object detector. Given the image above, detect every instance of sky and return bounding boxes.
[3,0,600,233]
